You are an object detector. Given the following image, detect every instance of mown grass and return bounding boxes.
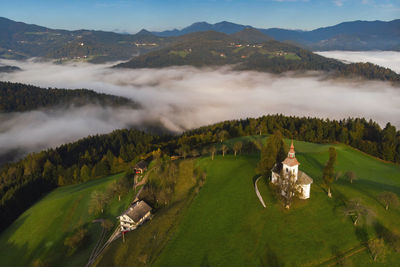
[0,173,134,266]
[153,138,400,266]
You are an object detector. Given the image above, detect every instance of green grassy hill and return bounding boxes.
[1,136,400,266]
[154,139,400,266]
[98,137,400,266]
[0,173,134,266]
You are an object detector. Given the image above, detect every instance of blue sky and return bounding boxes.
[1,0,399,33]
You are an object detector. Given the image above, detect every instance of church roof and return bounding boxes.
[298,171,313,185]
[282,140,299,166]
[282,157,300,167]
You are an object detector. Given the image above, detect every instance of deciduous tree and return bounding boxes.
[233,141,243,158]
[210,146,216,160]
[378,191,399,211]
[221,145,228,157]
[345,171,357,184]
[343,200,372,226]
[368,238,386,262]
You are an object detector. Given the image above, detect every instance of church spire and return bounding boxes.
[288,140,295,158]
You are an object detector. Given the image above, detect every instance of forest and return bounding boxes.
[0,81,138,112]
[1,114,400,232]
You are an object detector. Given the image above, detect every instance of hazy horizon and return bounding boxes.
[1,0,399,33]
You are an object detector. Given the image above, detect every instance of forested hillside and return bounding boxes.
[0,17,172,62]
[0,129,157,232]
[0,81,138,112]
[1,114,400,233]
[116,31,400,82]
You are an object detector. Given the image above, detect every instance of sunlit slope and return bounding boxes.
[155,139,400,266]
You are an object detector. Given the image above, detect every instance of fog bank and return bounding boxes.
[1,57,400,161]
[315,51,400,74]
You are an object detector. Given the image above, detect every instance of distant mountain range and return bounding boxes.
[152,20,400,51]
[0,17,399,63]
[0,17,173,62]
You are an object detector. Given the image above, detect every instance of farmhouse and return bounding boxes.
[271,141,313,199]
[118,200,152,232]
[134,160,148,174]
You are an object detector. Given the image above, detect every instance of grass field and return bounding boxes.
[153,138,400,266]
[0,173,134,267]
[2,137,400,266]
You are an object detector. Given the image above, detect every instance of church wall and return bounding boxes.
[299,184,310,199]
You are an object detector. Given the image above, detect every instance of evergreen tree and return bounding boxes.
[323,147,337,198]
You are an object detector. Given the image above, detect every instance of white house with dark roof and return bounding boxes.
[118,200,152,232]
[271,141,313,199]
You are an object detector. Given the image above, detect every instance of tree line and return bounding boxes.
[0,81,138,112]
[178,115,400,163]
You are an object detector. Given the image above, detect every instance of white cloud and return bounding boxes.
[1,57,400,161]
[315,51,400,74]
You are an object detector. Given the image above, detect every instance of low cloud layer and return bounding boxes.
[1,55,400,162]
[315,51,400,73]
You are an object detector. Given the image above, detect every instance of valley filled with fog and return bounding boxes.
[1,50,400,162]
[315,51,400,74]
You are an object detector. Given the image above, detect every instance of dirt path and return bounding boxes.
[255,176,266,208]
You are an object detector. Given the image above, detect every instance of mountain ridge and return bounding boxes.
[115,30,400,82]
[151,19,400,51]
[1,16,399,63]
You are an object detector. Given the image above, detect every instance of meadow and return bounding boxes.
[0,173,132,266]
[154,138,400,266]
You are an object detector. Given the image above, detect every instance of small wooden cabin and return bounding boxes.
[133,160,148,174]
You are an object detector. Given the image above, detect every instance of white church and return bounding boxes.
[271,141,313,199]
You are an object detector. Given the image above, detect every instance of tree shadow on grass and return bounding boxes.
[259,245,284,267]
[331,188,349,213]
[355,226,369,247]
[374,221,400,252]
[352,179,400,200]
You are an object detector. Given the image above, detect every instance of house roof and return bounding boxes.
[134,160,148,169]
[297,171,313,185]
[124,201,152,223]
